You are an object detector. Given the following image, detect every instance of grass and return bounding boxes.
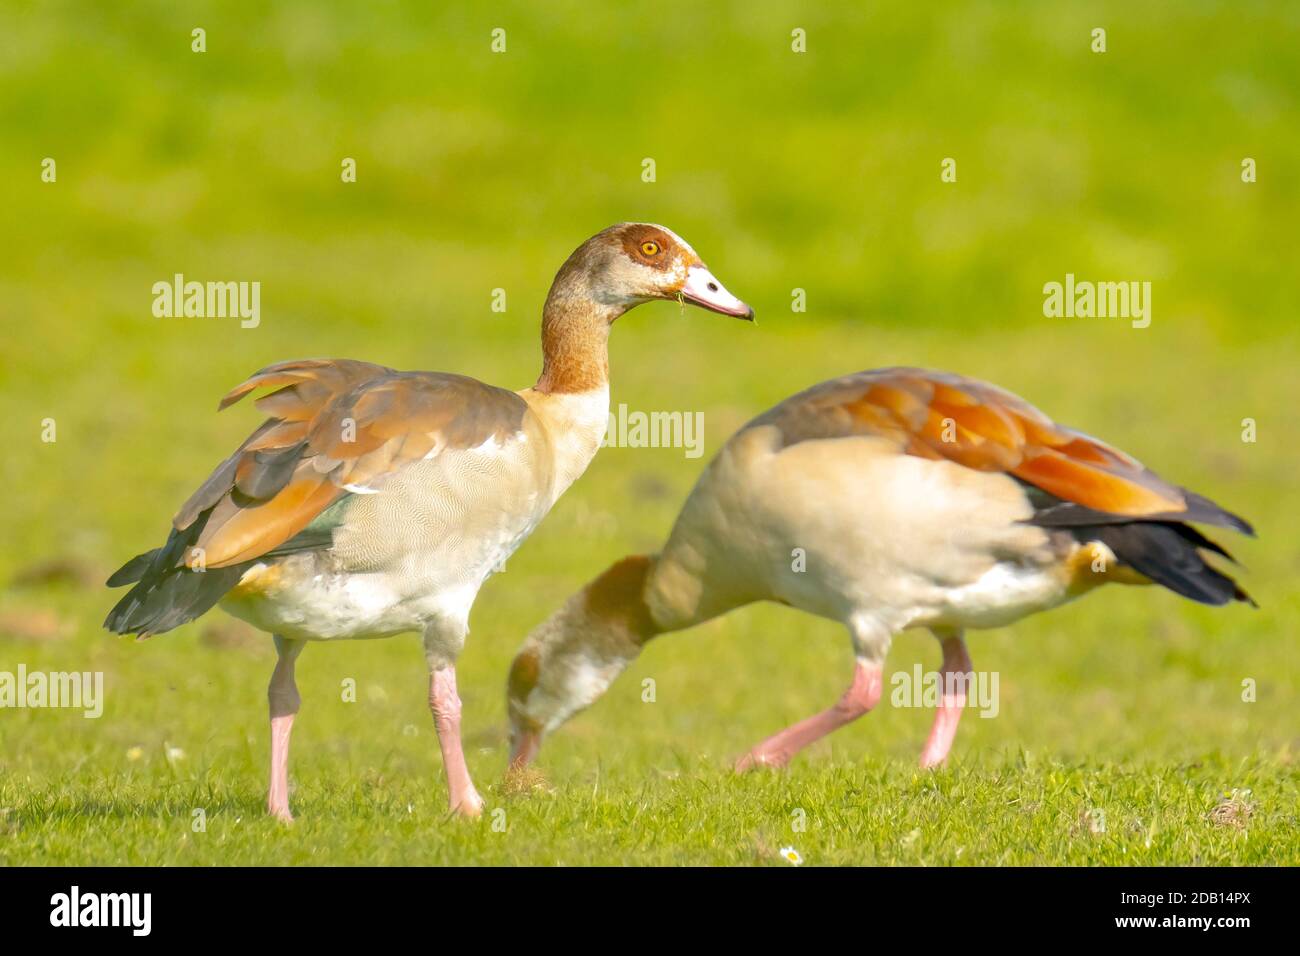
[3,758,1288,866]
[1,1,1298,865]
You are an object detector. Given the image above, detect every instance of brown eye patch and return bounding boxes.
[621,227,675,270]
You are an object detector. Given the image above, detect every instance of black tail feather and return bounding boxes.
[1080,521,1255,608]
[105,548,161,587]
[1031,492,1254,538]
[1165,522,1238,565]
[104,502,337,637]
[104,510,251,637]
[104,562,251,637]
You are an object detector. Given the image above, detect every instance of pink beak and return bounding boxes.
[679,264,754,320]
[509,728,541,769]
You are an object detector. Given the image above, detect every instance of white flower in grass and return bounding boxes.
[780,846,803,866]
[165,744,186,764]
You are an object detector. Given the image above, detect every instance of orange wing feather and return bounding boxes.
[756,367,1195,519]
[173,359,529,569]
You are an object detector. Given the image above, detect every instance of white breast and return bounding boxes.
[523,385,610,504]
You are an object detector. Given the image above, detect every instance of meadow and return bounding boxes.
[1,1,1297,865]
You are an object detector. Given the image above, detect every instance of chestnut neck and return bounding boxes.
[534,266,627,395]
[582,555,662,647]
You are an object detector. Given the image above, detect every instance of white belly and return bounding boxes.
[911,560,1076,630]
[222,561,433,641]
[220,443,551,642]
[652,427,1077,637]
[221,514,535,642]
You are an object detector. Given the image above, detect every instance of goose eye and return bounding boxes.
[640,240,661,257]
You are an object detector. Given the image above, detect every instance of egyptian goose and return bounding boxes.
[105,222,753,819]
[507,367,1254,771]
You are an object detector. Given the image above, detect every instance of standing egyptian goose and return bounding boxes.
[105,222,753,819]
[507,367,1254,770]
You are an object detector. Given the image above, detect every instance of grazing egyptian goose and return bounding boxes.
[105,222,753,819]
[507,367,1254,771]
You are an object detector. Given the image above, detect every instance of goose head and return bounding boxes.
[549,222,754,321]
[506,555,659,768]
[505,620,615,769]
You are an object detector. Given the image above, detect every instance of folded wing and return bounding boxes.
[106,358,530,635]
[753,366,1251,532]
[749,367,1253,606]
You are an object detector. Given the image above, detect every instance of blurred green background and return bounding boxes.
[1,1,1297,864]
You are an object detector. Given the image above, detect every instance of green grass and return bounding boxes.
[1,1,1298,865]
[3,757,1290,866]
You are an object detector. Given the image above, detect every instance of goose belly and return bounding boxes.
[220,450,551,642]
[662,427,1079,633]
[221,517,537,641]
[914,560,1076,630]
[221,558,433,641]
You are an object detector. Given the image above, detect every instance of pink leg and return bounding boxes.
[736,659,883,771]
[429,665,484,817]
[919,632,972,768]
[267,636,305,822]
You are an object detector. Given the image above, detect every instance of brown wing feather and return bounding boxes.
[173,359,529,569]
[753,367,1219,522]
